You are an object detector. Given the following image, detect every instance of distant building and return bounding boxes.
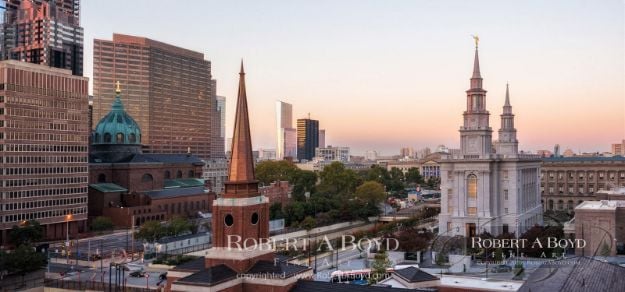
[540,156,625,212]
[400,147,415,158]
[315,146,349,162]
[210,86,225,158]
[1,0,83,75]
[0,60,89,244]
[216,96,226,147]
[319,129,326,148]
[612,140,625,156]
[365,150,378,161]
[416,147,431,159]
[276,101,296,160]
[260,181,292,206]
[258,148,277,161]
[89,85,214,228]
[93,34,216,160]
[536,150,553,157]
[296,161,373,172]
[563,149,576,157]
[297,118,319,161]
[202,158,228,194]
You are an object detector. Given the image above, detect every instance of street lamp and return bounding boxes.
[66,214,72,264]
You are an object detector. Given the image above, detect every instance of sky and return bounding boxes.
[82,0,625,155]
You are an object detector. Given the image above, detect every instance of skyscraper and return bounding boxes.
[93,34,215,160]
[276,101,296,160]
[297,118,319,161]
[217,96,226,147]
[1,0,83,76]
[438,40,542,238]
[209,80,225,158]
[319,129,326,148]
[0,60,89,243]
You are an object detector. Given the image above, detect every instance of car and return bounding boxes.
[130,271,146,278]
[159,272,167,280]
[490,264,512,273]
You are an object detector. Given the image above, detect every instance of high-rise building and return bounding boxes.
[209,80,224,158]
[319,129,326,148]
[93,34,215,160]
[612,140,625,156]
[438,41,542,237]
[216,96,226,147]
[400,147,415,158]
[0,60,89,243]
[315,146,350,162]
[1,0,83,76]
[297,118,319,161]
[275,101,296,160]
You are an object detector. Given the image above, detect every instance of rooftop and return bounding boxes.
[129,154,205,165]
[244,260,310,278]
[292,280,419,292]
[89,183,128,193]
[518,256,625,292]
[164,178,205,188]
[393,266,439,283]
[543,156,625,162]
[143,186,208,199]
[171,256,205,272]
[575,200,625,211]
[175,264,237,287]
[440,275,523,291]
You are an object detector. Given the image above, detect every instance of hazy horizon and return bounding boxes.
[82,0,625,155]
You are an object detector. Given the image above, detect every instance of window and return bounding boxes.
[504,189,508,200]
[467,207,477,215]
[224,214,234,227]
[116,133,124,143]
[467,175,477,199]
[503,170,508,179]
[504,208,508,214]
[164,170,171,179]
[251,213,259,225]
[94,133,100,143]
[129,133,136,143]
[141,173,153,182]
[188,170,194,178]
[104,133,112,143]
[177,170,182,178]
[503,224,509,234]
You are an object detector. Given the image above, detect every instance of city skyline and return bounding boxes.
[83,0,624,154]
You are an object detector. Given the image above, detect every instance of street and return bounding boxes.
[49,230,143,261]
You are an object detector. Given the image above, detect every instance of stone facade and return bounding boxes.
[540,156,625,211]
[574,200,625,256]
[438,44,542,237]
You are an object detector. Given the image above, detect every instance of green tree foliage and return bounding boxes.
[5,245,46,275]
[269,203,285,220]
[317,162,361,196]
[255,160,317,201]
[300,216,317,231]
[361,165,390,185]
[369,250,391,284]
[354,181,386,204]
[9,220,43,247]
[388,167,405,192]
[291,169,317,200]
[135,221,166,243]
[90,216,114,232]
[167,216,192,236]
[424,177,441,189]
[405,167,424,185]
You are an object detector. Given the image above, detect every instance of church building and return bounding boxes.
[438,40,543,238]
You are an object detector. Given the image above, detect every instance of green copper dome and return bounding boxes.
[93,87,141,145]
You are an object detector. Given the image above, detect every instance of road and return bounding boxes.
[49,231,143,260]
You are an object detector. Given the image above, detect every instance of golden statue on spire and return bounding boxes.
[115,81,121,93]
[472,34,479,48]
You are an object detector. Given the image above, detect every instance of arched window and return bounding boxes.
[557,200,564,210]
[548,199,554,210]
[142,173,153,182]
[467,175,477,199]
[129,133,136,143]
[164,170,171,179]
[188,170,194,178]
[176,170,183,178]
[567,200,574,210]
[116,133,124,143]
[104,133,112,143]
[97,174,106,183]
[94,133,100,143]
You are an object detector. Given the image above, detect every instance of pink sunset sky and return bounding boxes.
[82,0,625,155]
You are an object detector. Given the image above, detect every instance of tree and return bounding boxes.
[300,216,317,231]
[5,244,46,276]
[167,216,192,236]
[291,170,317,200]
[369,250,391,284]
[394,228,432,252]
[354,181,386,204]
[405,167,424,185]
[135,221,166,243]
[9,220,43,247]
[90,216,114,232]
[255,160,299,185]
[317,162,361,197]
[269,203,285,220]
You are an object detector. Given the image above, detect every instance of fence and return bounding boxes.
[146,242,211,259]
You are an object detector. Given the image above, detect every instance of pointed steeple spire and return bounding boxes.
[469,36,483,89]
[228,60,256,183]
[503,82,512,114]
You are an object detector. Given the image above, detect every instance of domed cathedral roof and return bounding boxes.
[93,81,142,145]
[91,82,142,163]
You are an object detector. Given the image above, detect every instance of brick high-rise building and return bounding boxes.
[93,34,215,160]
[1,0,83,76]
[0,60,89,243]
